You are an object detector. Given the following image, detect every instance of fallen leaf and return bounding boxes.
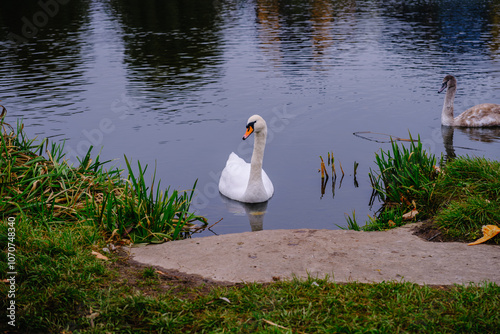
[402,209,418,220]
[87,312,100,320]
[388,220,396,227]
[468,225,500,246]
[91,251,109,260]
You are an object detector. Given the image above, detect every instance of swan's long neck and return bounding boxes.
[442,85,456,126]
[244,127,267,201]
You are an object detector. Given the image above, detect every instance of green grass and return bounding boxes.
[8,273,500,333]
[3,216,499,333]
[95,278,500,333]
[91,156,205,244]
[433,156,500,242]
[0,114,206,244]
[347,135,500,244]
[345,135,438,231]
[369,134,438,216]
[363,206,406,231]
[1,114,499,333]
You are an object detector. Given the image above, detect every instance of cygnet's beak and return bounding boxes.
[438,81,448,93]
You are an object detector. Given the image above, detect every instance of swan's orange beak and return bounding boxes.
[243,125,254,140]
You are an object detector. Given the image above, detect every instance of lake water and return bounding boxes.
[1,0,500,237]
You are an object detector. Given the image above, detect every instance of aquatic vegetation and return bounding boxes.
[369,134,438,210]
[319,152,349,198]
[93,157,206,244]
[354,134,437,228]
[346,133,500,244]
[341,210,361,231]
[0,110,206,244]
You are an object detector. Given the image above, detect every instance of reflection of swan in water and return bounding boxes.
[441,126,456,160]
[457,127,500,143]
[441,126,500,160]
[438,75,500,127]
[219,115,274,203]
[220,195,268,231]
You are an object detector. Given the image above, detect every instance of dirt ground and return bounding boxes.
[121,222,500,291]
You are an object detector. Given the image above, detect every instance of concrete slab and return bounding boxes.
[130,223,500,285]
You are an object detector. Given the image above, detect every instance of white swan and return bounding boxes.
[438,74,500,127]
[219,115,274,203]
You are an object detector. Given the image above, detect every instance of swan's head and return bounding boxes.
[438,74,457,93]
[243,115,266,140]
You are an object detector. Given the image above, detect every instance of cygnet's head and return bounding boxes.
[243,115,266,140]
[438,74,457,93]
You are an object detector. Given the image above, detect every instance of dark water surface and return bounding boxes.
[1,0,500,236]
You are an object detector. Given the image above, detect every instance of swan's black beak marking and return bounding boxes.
[438,81,448,93]
[243,121,256,140]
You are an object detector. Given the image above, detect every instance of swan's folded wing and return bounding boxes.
[224,152,246,166]
[219,152,251,200]
[457,104,500,127]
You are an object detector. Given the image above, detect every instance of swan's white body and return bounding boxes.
[439,74,500,127]
[219,115,274,203]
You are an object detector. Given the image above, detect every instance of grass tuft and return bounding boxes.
[0,112,206,244]
[347,134,438,230]
[369,134,438,215]
[346,135,499,244]
[433,156,500,243]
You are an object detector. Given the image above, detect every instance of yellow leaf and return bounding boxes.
[468,225,500,246]
[91,250,109,260]
[402,209,418,220]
